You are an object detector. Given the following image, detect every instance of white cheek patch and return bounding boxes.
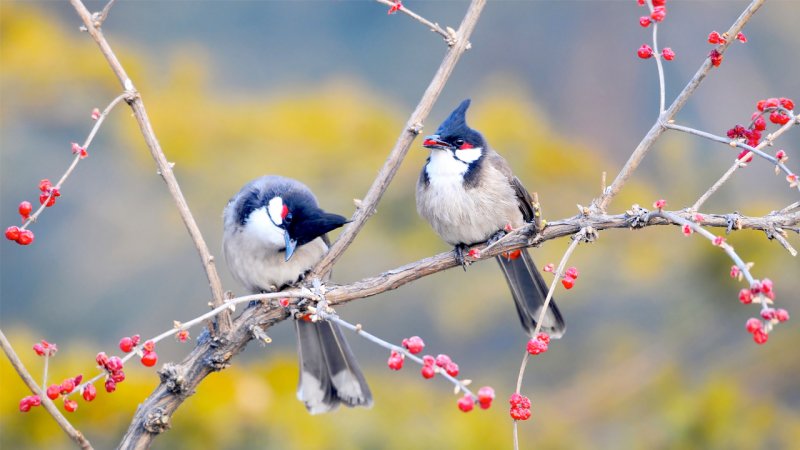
[454,147,482,163]
[246,207,285,248]
[267,197,284,225]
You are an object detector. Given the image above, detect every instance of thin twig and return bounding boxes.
[374,0,455,45]
[69,0,230,333]
[318,311,477,400]
[1,330,94,450]
[596,0,766,212]
[311,0,487,279]
[513,229,585,450]
[646,0,666,114]
[20,92,128,231]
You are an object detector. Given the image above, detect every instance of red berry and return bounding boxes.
[736,32,747,43]
[444,362,459,377]
[776,150,787,162]
[477,386,495,409]
[63,398,78,412]
[18,201,32,219]
[779,98,795,110]
[39,179,52,192]
[457,395,474,412]
[60,378,76,395]
[141,351,158,367]
[709,49,723,67]
[752,329,768,345]
[402,336,425,354]
[769,110,790,125]
[386,0,401,15]
[33,342,46,356]
[279,298,290,307]
[5,226,20,241]
[761,308,776,321]
[105,379,117,393]
[527,338,548,355]
[738,288,753,305]
[561,276,575,290]
[177,330,190,342]
[91,108,101,120]
[16,230,34,245]
[536,332,551,344]
[421,365,435,379]
[19,398,32,413]
[727,125,746,138]
[387,351,404,370]
[650,6,666,22]
[737,150,753,163]
[565,267,579,280]
[95,352,109,368]
[435,354,452,368]
[502,249,522,260]
[119,336,134,353]
[775,309,790,322]
[760,278,773,296]
[682,224,692,236]
[510,407,532,421]
[131,334,141,346]
[543,263,555,273]
[509,393,531,409]
[750,280,762,295]
[651,0,665,5]
[82,384,97,402]
[106,356,123,372]
[637,44,654,59]
[39,192,56,207]
[111,370,126,383]
[46,384,61,400]
[143,340,155,353]
[753,116,767,131]
[745,318,762,333]
[708,31,722,44]
[693,213,704,223]
[713,236,725,246]
[73,374,83,386]
[661,47,675,61]
[422,355,435,366]
[467,248,481,259]
[653,199,666,210]
[639,16,651,27]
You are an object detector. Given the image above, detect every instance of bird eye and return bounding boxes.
[284,212,293,224]
[454,138,465,146]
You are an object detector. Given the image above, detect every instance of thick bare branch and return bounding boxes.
[1,330,93,450]
[311,0,487,279]
[68,0,231,332]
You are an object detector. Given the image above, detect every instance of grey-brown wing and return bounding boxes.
[510,176,535,222]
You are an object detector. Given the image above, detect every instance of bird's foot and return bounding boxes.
[454,244,470,271]
[487,229,507,245]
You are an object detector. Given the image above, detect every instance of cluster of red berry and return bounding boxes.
[726,97,794,164]
[636,0,673,61]
[457,387,495,413]
[509,392,532,421]
[542,263,579,290]
[526,332,550,356]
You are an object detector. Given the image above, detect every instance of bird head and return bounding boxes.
[422,99,486,164]
[237,186,348,261]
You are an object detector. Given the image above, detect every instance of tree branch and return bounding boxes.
[310,0,487,279]
[595,0,766,212]
[1,330,93,450]
[68,0,231,333]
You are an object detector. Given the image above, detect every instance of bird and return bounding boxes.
[416,99,566,338]
[222,175,372,414]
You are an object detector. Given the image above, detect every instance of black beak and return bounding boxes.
[284,232,298,262]
[422,135,452,150]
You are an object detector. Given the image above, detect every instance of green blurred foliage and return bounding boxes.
[2,2,800,449]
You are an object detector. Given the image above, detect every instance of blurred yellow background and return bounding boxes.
[2,1,799,449]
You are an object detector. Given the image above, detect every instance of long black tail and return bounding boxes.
[294,319,373,414]
[496,249,566,338]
